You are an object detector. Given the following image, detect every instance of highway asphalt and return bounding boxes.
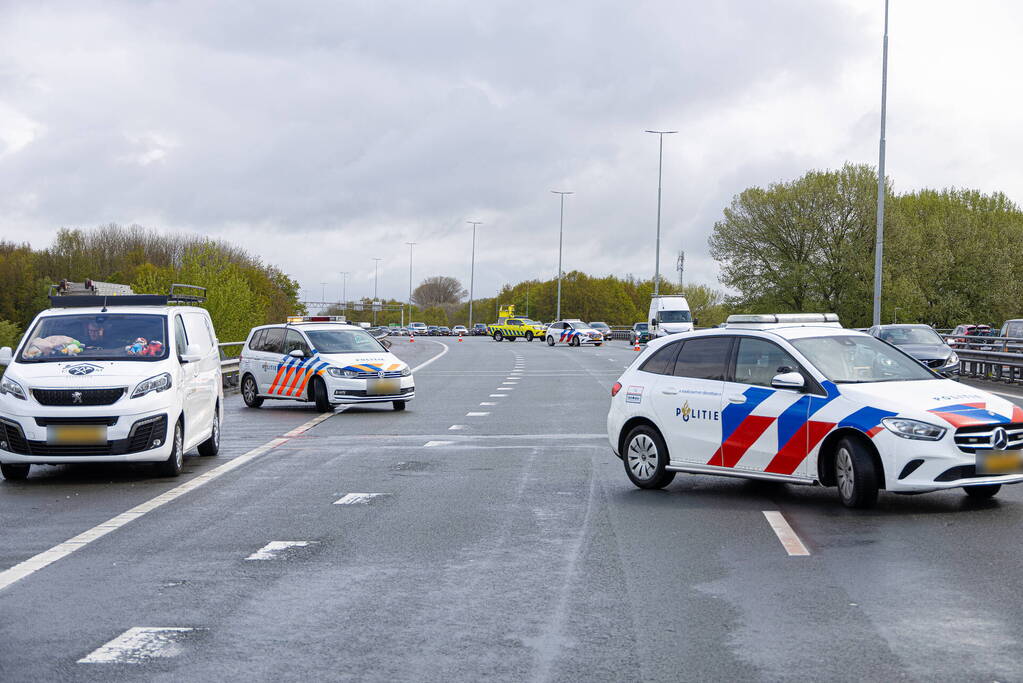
[2,336,1023,681]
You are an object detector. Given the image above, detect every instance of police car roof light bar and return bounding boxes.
[286,315,347,324]
[725,313,841,328]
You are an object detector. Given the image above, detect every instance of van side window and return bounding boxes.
[174,316,188,354]
[671,337,732,380]
[639,342,682,375]
[734,338,801,388]
[182,313,214,354]
[261,328,285,354]
[284,330,310,355]
[249,329,267,351]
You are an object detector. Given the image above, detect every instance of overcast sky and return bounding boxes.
[2,1,1021,305]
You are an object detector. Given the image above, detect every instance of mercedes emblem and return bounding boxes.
[992,427,1009,451]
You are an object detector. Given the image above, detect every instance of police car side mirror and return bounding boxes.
[771,371,805,390]
[380,339,392,350]
[180,343,203,363]
[289,349,306,358]
[0,347,11,366]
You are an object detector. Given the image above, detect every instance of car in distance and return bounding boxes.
[409,322,428,336]
[452,325,468,336]
[239,316,414,412]
[630,322,652,346]
[472,323,488,336]
[649,295,694,337]
[607,312,1023,509]
[589,322,612,338]
[546,320,604,347]
[437,326,451,336]
[867,324,959,376]
[0,283,223,480]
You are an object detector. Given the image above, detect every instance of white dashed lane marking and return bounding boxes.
[245,541,312,561]
[490,394,508,397]
[78,627,199,664]
[333,493,389,505]
[763,511,810,556]
[466,412,490,417]
[424,440,454,448]
[449,425,467,430]
[480,402,497,406]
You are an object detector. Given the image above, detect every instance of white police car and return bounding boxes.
[0,283,223,481]
[607,313,1023,508]
[546,320,604,347]
[239,316,414,411]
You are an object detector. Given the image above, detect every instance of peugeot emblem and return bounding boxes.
[71,391,83,404]
[992,427,1009,451]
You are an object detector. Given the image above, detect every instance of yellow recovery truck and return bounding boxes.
[488,305,547,342]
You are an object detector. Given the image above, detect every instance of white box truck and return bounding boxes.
[648,295,694,337]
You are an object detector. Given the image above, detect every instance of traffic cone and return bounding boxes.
[409,332,415,343]
[633,339,641,352]
[458,333,463,342]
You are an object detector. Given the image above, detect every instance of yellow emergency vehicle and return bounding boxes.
[489,306,546,342]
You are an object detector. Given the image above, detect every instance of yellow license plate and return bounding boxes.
[977,452,1023,475]
[47,425,107,445]
[366,378,400,396]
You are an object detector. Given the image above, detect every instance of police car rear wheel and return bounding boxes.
[526,332,534,341]
[494,331,503,342]
[624,426,675,489]
[964,484,1001,499]
[835,438,878,509]
[242,374,263,408]
[546,336,555,346]
[0,463,30,481]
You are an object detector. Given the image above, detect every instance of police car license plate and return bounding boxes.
[976,451,1023,475]
[47,425,107,445]
[366,378,400,396]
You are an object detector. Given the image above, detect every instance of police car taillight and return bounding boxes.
[611,382,622,397]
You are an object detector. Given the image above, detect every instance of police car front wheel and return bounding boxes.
[1,463,30,481]
[834,437,879,509]
[526,332,534,341]
[964,484,1001,499]
[546,336,555,346]
[493,331,504,342]
[624,425,676,490]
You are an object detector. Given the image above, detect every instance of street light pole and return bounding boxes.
[551,191,572,320]
[339,272,348,313]
[467,221,481,328]
[372,258,382,325]
[406,242,416,326]
[872,0,890,327]
[645,130,677,297]
[320,282,327,311]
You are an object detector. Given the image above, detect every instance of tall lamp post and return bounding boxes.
[645,130,677,297]
[372,258,382,325]
[339,272,348,313]
[872,0,891,326]
[551,191,572,320]
[320,282,327,313]
[467,221,482,328]
[405,242,416,328]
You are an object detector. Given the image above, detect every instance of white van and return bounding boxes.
[0,284,223,480]
[648,295,694,337]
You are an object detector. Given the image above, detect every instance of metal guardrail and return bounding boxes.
[939,334,1023,384]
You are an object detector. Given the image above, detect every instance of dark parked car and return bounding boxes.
[472,323,488,336]
[438,326,451,336]
[589,322,611,337]
[867,324,959,376]
[999,319,1023,353]
[630,322,651,345]
[427,326,441,336]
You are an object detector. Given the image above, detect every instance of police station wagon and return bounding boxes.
[607,313,1023,508]
[239,316,414,412]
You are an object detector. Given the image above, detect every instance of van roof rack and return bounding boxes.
[47,280,207,308]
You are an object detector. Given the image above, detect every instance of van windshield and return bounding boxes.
[18,314,169,362]
[305,329,386,354]
[659,310,692,323]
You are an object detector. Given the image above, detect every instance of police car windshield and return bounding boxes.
[569,321,592,330]
[305,329,385,354]
[791,335,936,383]
[659,310,692,323]
[878,327,944,346]
[18,314,168,362]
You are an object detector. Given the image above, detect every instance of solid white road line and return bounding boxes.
[78,627,198,664]
[0,340,456,595]
[333,493,388,505]
[0,411,336,594]
[466,412,490,417]
[763,511,810,556]
[990,389,1023,401]
[424,441,454,448]
[245,541,312,561]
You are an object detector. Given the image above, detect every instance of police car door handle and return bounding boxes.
[661,388,679,395]
[727,394,746,404]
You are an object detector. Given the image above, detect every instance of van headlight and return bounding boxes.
[401,366,411,376]
[945,352,959,366]
[326,367,360,378]
[881,417,946,441]
[0,376,26,400]
[131,373,172,398]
